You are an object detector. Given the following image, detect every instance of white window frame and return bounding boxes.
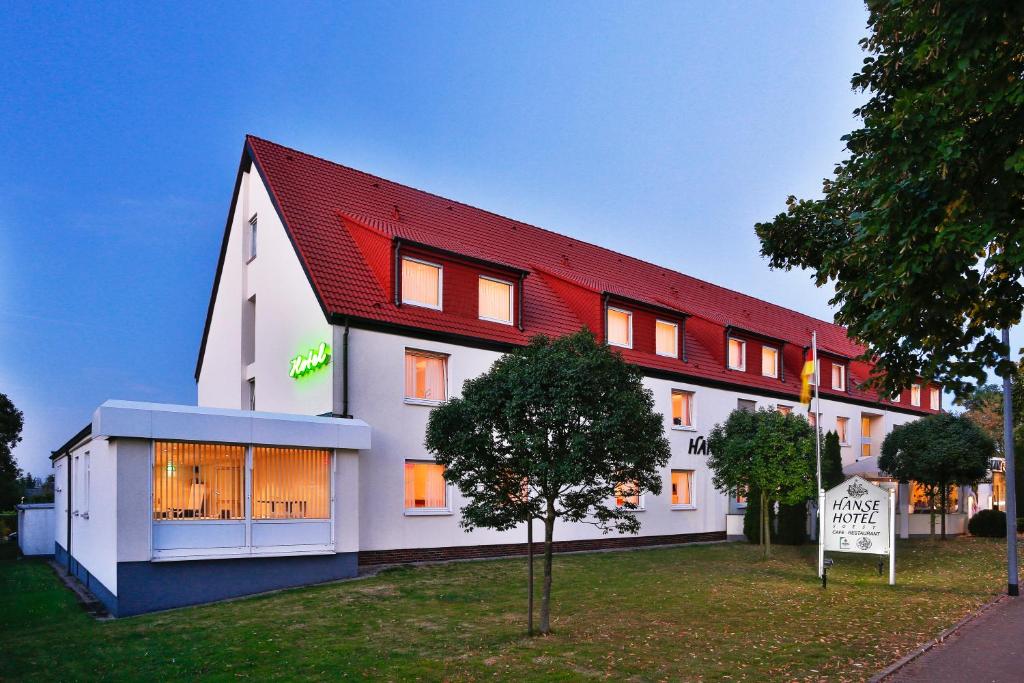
[655,319,679,358]
[403,349,449,406]
[671,389,696,431]
[761,345,779,378]
[81,452,91,519]
[930,387,940,411]
[911,384,921,407]
[247,214,257,262]
[614,483,644,511]
[728,337,746,371]
[831,363,847,391]
[670,469,696,510]
[606,307,633,349]
[403,459,453,516]
[478,275,514,325]
[836,416,850,445]
[891,391,901,403]
[401,256,443,310]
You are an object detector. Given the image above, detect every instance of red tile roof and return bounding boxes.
[198,135,934,414]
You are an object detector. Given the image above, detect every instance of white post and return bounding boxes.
[814,331,824,578]
[818,488,825,578]
[888,485,896,586]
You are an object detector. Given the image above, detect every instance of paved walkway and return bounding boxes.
[887,595,1024,682]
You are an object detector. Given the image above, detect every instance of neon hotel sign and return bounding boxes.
[289,342,331,379]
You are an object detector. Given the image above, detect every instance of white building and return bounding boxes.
[52,136,949,616]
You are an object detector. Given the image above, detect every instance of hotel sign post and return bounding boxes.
[821,475,896,586]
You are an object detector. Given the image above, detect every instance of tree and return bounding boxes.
[755,1,1023,591]
[880,414,994,539]
[0,394,24,511]
[707,408,816,559]
[821,430,845,490]
[742,484,774,545]
[425,329,671,635]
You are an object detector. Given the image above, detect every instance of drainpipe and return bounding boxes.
[66,454,72,562]
[341,318,352,418]
[601,293,610,343]
[393,239,402,306]
[680,317,688,363]
[517,272,525,332]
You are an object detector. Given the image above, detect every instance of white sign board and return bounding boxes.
[823,476,890,555]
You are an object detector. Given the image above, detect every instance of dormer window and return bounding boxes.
[930,387,940,410]
[728,338,746,371]
[761,346,779,378]
[655,320,678,357]
[891,391,901,403]
[911,384,921,406]
[831,363,846,391]
[607,307,632,348]
[478,276,513,324]
[402,257,442,310]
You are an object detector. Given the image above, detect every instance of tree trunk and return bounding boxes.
[539,502,556,635]
[940,482,947,541]
[929,487,936,541]
[761,490,771,560]
[527,516,534,636]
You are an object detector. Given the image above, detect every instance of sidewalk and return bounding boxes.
[887,595,1024,682]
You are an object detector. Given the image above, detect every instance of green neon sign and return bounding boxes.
[289,341,331,379]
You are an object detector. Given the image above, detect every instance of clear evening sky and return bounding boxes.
[2,2,1016,478]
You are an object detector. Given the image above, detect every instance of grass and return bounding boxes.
[0,537,1016,682]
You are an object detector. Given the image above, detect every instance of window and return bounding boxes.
[404,350,447,403]
[250,447,331,519]
[836,417,849,444]
[671,470,694,509]
[735,488,747,506]
[911,384,921,406]
[930,387,940,410]
[248,379,256,411]
[910,482,958,514]
[153,442,245,520]
[891,391,901,403]
[404,461,448,512]
[607,307,632,348]
[737,399,756,413]
[656,320,678,357]
[478,276,513,324]
[614,482,643,510]
[728,338,746,371]
[808,412,816,428]
[671,389,694,428]
[761,346,778,378]
[248,215,257,261]
[82,452,91,518]
[861,416,873,458]
[777,405,793,415]
[809,359,820,386]
[831,363,846,391]
[242,296,255,365]
[401,257,442,309]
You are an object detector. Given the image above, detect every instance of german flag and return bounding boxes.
[800,360,815,406]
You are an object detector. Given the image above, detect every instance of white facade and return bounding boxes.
[16,504,55,556]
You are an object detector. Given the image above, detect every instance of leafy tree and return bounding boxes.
[0,394,24,511]
[821,430,845,490]
[425,329,671,635]
[707,408,815,559]
[880,414,994,539]
[742,485,774,545]
[754,3,1024,397]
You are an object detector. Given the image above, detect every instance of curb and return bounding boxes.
[868,593,1011,682]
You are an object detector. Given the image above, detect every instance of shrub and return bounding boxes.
[1018,517,1024,534]
[968,509,1006,537]
[775,501,808,545]
[742,486,775,544]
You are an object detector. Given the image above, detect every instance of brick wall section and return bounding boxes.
[358,530,727,566]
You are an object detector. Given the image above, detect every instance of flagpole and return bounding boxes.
[814,331,824,578]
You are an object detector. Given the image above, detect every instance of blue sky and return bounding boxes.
[2,2,1013,478]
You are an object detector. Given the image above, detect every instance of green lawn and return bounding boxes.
[1,538,1015,681]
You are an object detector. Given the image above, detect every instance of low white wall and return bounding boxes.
[908,512,966,536]
[17,504,55,556]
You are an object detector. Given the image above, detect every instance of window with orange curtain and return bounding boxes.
[672,389,693,428]
[152,441,245,520]
[761,346,779,377]
[655,320,678,357]
[614,481,642,509]
[728,338,745,370]
[606,307,632,348]
[404,461,448,510]
[401,257,442,309]
[671,470,694,508]
[252,447,331,520]
[478,276,513,324]
[404,350,447,403]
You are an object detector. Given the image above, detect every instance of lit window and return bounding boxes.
[479,276,513,324]
[152,442,245,520]
[891,391,901,403]
[761,346,778,378]
[404,350,447,403]
[404,461,448,512]
[614,482,642,510]
[728,338,746,371]
[248,215,257,261]
[671,470,694,509]
[672,389,694,428]
[252,447,331,519]
[836,417,849,444]
[401,257,442,309]
[911,384,921,407]
[607,307,632,348]
[656,320,678,357]
[808,412,816,427]
[861,415,873,458]
[831,363,846,391]
[777,405,792,415]
[929,387,940,411]
[735,488,747,506]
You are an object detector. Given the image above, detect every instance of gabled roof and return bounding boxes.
[196,135,932,413]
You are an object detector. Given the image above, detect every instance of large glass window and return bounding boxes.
[672,389,694,428]
[401,257,442,309]
[761,346,778,378]
[671,470,694,508]
[607,307,632,348]
[153,442,245,520]
[728,338,746,371]
[404,461,448,511]
[252,447,331,520]
[479,276,513,324]
[656,320,678,357]
[404,350,447,403]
